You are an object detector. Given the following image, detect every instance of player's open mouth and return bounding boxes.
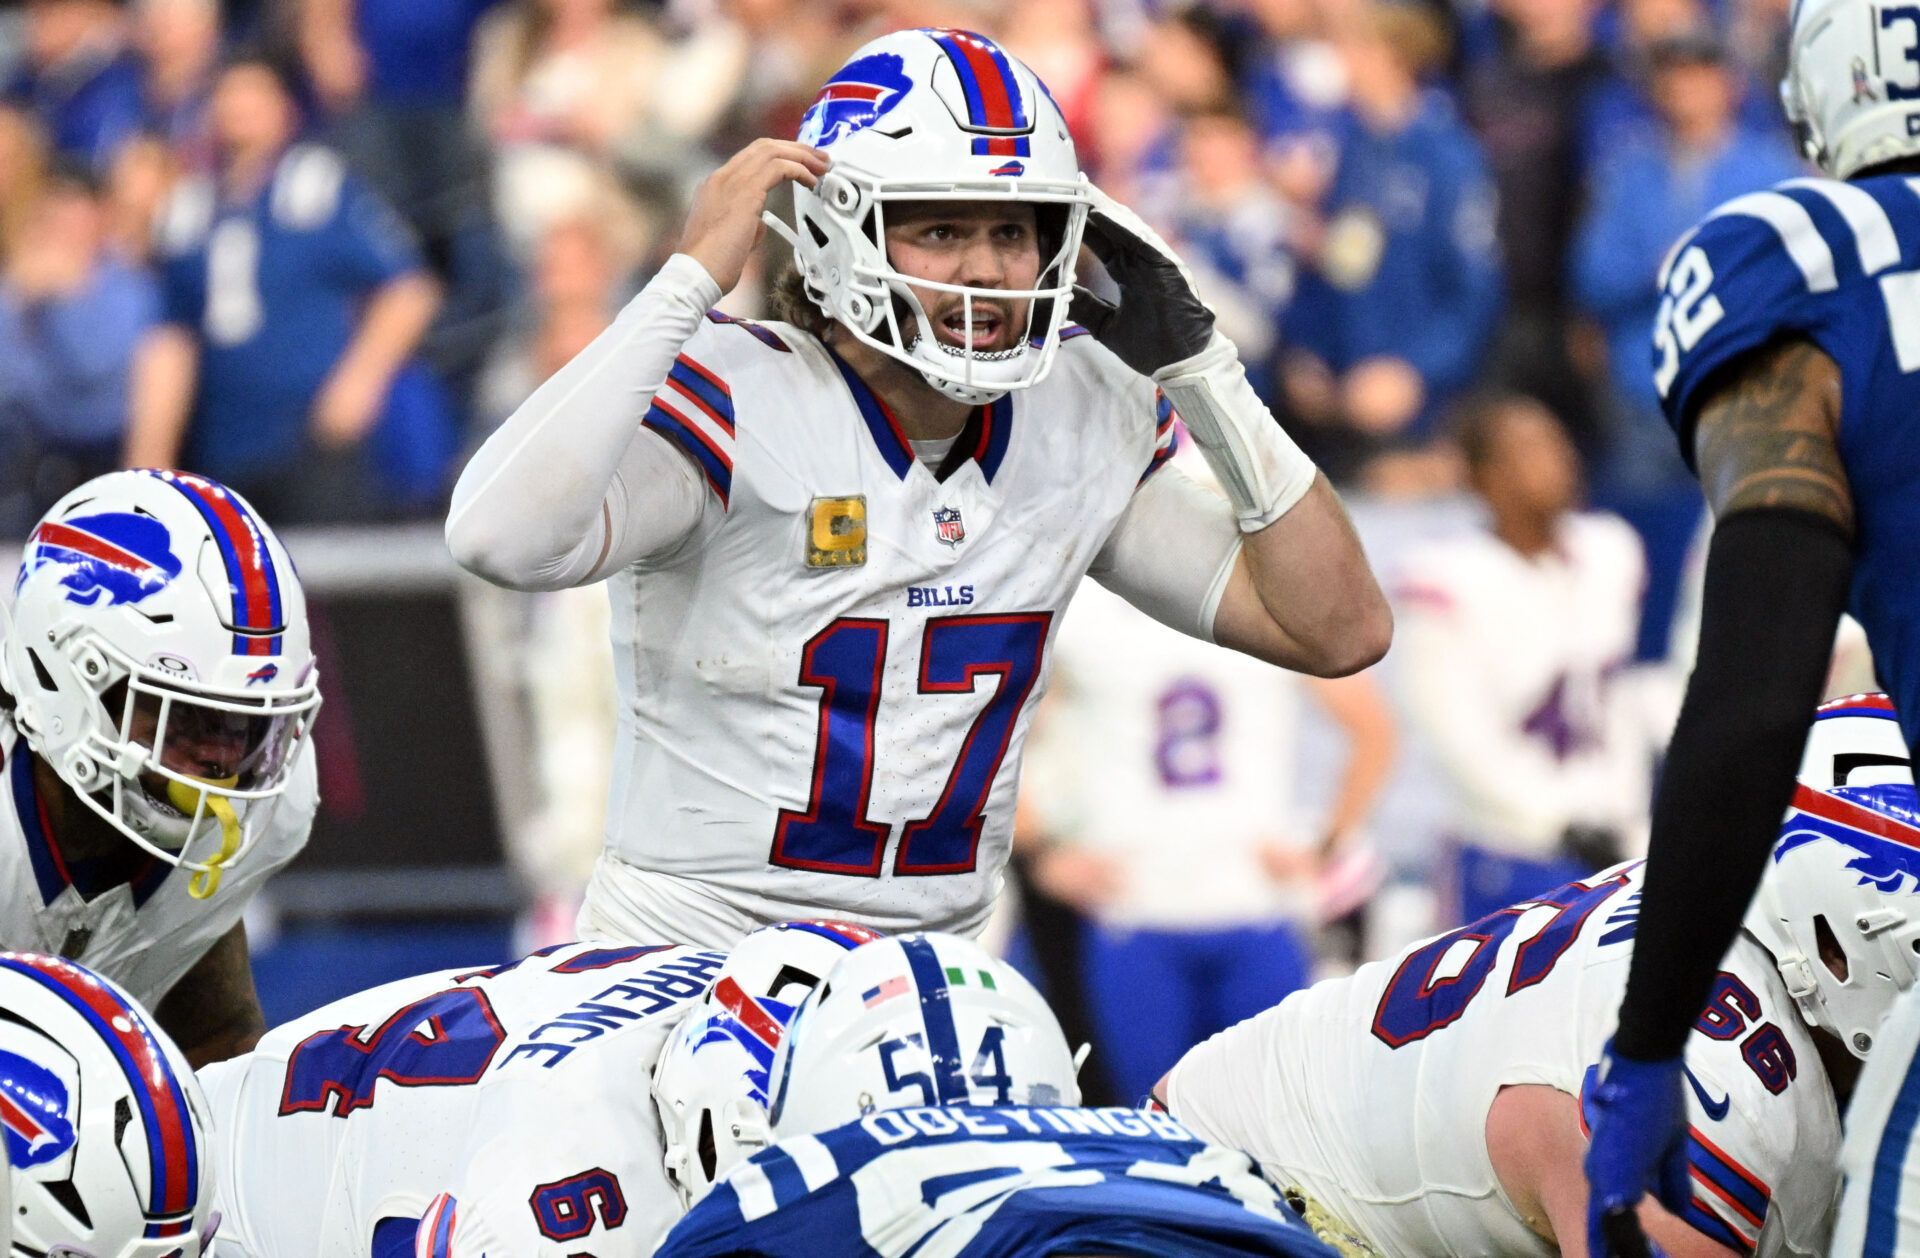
[937,306,1006,352]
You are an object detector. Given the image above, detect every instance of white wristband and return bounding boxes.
[1154,332,1318,531]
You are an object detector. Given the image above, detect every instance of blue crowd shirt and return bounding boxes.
[155,143,424,480]
[1285,92,1503,432]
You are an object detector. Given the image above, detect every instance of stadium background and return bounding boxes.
[0,0,1812,1102]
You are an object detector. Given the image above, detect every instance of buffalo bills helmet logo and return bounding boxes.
[20,512,183,607]
[1776,781,1920,893]
[0,1049,77,1168]
[691,987,800,1101]
[246,663,279,686]
[798,53,913,148]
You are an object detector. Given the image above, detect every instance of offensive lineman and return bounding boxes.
[197,920,876,1257]
[1576,0,1920,1247]
[1165,696,1920,1256]
[445,28,1390,947]
[658,933,1340,1257]
[0,469,321,1065]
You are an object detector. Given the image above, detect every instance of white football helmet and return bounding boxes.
[652,921,882,1206]
[769,27,1092,404]
[1745,693,1920,1058]
[767,932,1079,1140]
[0,952,217,1257]
[1781,0,1920,177]
[1,471,320,899]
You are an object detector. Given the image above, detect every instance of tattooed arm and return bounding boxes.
[1610,338,1852,1061]
[155,922,269,1068]
[1584,338,1853,1254]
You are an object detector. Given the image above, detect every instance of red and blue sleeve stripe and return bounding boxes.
[1815,692,1899,721]
[666,356,736,437]
[0,954,199,1230]
[927,29,1031,157]
[1684,1126,1768,1253]
[644,355,737,508]
[415,1193,458,1258]
[1140,390,1180,484]
[147,471,284,656]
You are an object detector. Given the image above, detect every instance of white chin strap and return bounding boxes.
[908,336,1029,405]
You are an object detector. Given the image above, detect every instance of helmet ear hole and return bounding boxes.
[26,649,57,694]
[1815,914,1850,981]
[698,1110,717,1183]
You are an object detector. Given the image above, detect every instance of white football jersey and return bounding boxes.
[0,716,314,1009]
[591,319,1179,944]
[1396,513,1649,857]
[1025,505,1307,929]
[198,940,723,1258]
[1166,861,1840,1257]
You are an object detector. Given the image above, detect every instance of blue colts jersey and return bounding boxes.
[655,1105,1337,1258]
[1654,174,1920,748]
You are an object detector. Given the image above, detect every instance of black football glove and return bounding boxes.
[1068,186,1216,377]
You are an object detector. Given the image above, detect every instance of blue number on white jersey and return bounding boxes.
[1652,174,1920,749]
[655,1105,1337,1258]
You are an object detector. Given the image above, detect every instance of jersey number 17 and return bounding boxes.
[771,612,1052,878]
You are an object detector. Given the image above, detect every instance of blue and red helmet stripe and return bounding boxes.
[1815,692,1898,721]
[926,29,1033,158]
[147,471,284,657]
[0,954,199,1223]
[780,920,881,949]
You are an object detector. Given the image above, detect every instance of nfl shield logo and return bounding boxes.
[932,505,966,548]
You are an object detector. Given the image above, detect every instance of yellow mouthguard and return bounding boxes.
[167,778,242,900]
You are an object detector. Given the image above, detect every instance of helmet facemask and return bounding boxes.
[44,629,318,899]
[778,169,1090,405]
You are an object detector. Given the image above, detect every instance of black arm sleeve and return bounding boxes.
[1611,507,1853,1062]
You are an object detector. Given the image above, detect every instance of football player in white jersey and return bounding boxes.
[195,920,876,1258]
[1,952,219,1257]
[445,27,1390,948]
[1159,697,1914,1258]
[1396,393,1651,924]
[1017,436,1397,1103]
[0,470,321,1065]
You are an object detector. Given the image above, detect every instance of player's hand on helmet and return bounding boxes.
[681,139,830,294]
[1068,185,1218,378]
[1583,1041,1690,1258]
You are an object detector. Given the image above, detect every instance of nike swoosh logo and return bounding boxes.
[1684,1066,1730,1121]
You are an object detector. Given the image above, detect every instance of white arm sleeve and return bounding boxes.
[1088,464,1241,643]
[446,253,723,591]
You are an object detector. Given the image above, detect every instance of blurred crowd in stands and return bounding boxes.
[0,0,1805,618]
